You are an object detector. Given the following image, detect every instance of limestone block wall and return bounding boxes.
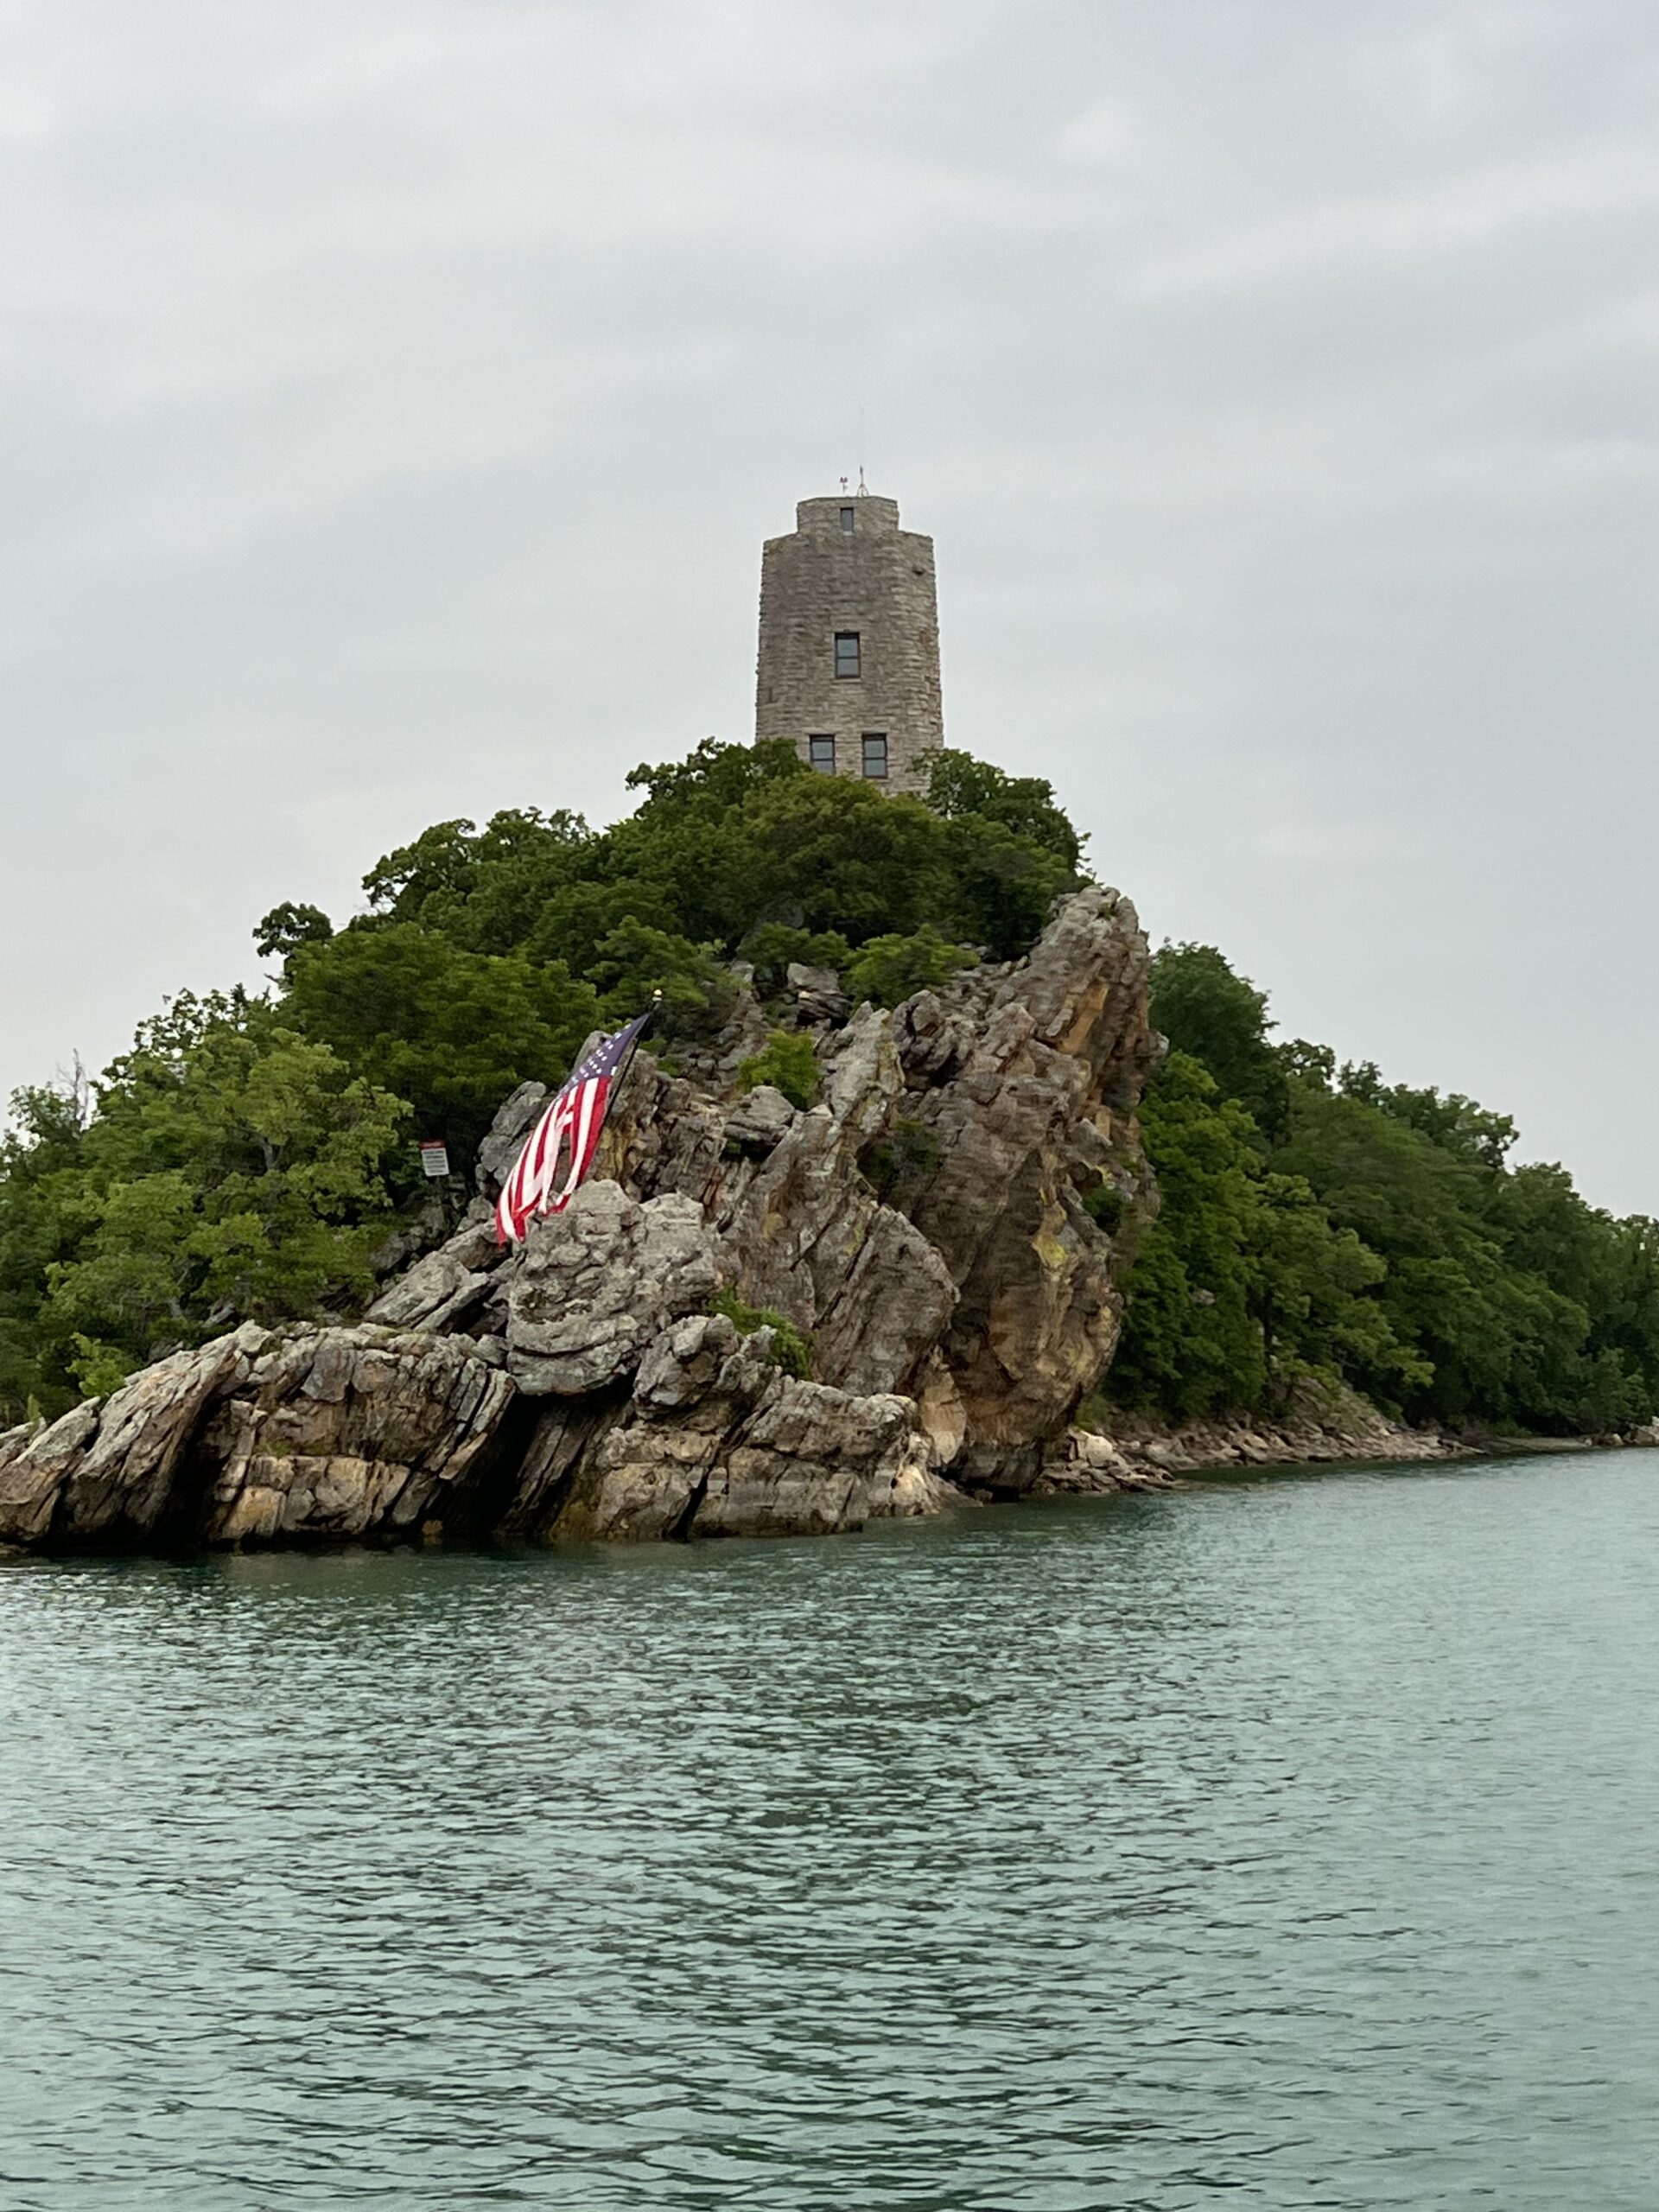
[754,493,944,796]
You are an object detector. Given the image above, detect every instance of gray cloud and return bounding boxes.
[3,0,1656,1206]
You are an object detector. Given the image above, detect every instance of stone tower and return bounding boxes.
[754,490,943,794]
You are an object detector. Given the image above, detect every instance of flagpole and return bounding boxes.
[617,989,662,1093]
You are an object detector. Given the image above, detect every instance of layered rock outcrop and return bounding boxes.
[0,887,1163,1554]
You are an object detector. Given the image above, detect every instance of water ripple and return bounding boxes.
[3,1455,1657,2208]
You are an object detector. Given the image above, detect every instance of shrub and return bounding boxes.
[709,1288,814,1377]
[842,925,977,1009]
[736,1030,820,1111]
[738,924,853,995]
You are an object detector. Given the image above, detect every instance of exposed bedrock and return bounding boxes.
[0,1324,518,1550]
[0,888,1162,1552]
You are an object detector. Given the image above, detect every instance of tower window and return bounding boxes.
[861,733,888,779]
[840,505,855,532]
[809,734,836,773]
[834,631,861,679]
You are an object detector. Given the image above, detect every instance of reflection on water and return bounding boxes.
[3,1453,1657,2209]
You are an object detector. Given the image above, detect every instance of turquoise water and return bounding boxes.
[2,1452,1656,2209]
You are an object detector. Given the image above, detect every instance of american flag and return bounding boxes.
[493,1010,653,1245]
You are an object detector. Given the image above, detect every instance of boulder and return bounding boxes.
[0,1401,102,1545]
[541,1313,944,1543]
[893,989,976,1086]
[506,1180,723,1395]
[0,1325,271,1545]
[1039,1426,1174,1495]
[724,1083,798,1152]
[474,1080,548,1198]
[786,961,851,1023]
[365,1212,506,1332]
[693,1375,918,1539]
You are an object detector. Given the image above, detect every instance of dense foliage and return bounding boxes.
[0,746,1076,1418]
[3,731,1653,1440]
[0,996,404,1412]
[1109,944,1659,1433]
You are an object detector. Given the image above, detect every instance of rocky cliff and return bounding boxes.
[0,888,1163,1553]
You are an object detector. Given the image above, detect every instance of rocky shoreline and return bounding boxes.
[1039,1395,1466,1496]
[4,884,1650,1561]
[2,1319,1647,1560]
[1038,1387,1659,1498]
[2,887,1163,1554]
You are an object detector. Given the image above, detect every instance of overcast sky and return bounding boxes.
[4,0,1656,1209]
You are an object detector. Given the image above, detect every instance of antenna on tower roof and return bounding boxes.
[856,465,868,496]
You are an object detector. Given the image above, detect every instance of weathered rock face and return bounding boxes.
[200,1326,518,1544]
[506,1182,723,1395]
[721,1007,958,1400]
[1,1328,269,1547]
[899,889,1160,1476]
[1,1323,521,1550]
[532,1312,944,1544]
[534,887,1157,1501]
[0,887,1163,1554]
[473,1080,547,1197]
[365,1216,505,1333]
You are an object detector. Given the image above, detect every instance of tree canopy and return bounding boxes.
[1111,943,1659,1433]
[2,736,1652,1441]
[0,741,1083,1418]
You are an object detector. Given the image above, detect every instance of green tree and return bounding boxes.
[0,1083,94,1421]
[253,901,334,967]
[842,926,977,1008]
[736,1032,820,1111]
[1109,1054,1425,1421]
[1338,1062,1518,1171]
[359,808,594,947]
[1250,1170,1427,1408]
[586,920,736,1037]
[1148,943,1290,1141]
[608,739,806,946]
[34,998,408,1388]
[1271,1081,1634,1429]
[518,878,685,977]
[282,926,599,1162]
[937,812,1078,959]
[924,749,1084,868]
[1107,1054,1268,1416]
[731,776,957,945]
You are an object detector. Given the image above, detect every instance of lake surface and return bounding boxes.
[3,1452,1656,2209]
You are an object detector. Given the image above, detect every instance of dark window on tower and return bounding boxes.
[861,734,888,779]
[840,505,855,532]
[809,734,836,773]
[834,631,861,679]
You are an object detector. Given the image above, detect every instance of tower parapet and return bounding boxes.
[754,491,943,794]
